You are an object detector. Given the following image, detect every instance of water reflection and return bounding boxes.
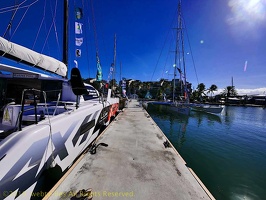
[190,111,222,126]
[168,113,189,148]
[147,104,189,148]
[147,104,222,126]
[147,104,222,148]
[146,104,266,200]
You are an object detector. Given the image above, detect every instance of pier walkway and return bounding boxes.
[44,99,215,200]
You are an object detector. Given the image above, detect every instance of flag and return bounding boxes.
[74,60,78,68]
[75,22,83,34]
[76,49,81,57]
[75,38,83,46]
[96,54,102,81]
[75,7,83,19]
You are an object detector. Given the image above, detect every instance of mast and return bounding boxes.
[173,0,188,103]
[112,34,117,89]
[173,1,181,102]
[179,0,188,103]
[63,0,69,77]
[120,61,122,82]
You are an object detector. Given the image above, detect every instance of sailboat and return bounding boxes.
[0,1,118,199]
[150,0,190,116]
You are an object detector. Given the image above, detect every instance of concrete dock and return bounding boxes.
[44,99,215,200]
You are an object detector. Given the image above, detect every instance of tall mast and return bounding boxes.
[120,61,122,82]
[179,0,188,102]
[112,34,117,89]
[63,0,69,77]
[173,1,181,102]
[173,0,188,103]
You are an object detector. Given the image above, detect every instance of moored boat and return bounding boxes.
[0,1,118,199]
[0,64,107,200]
[150,1,190,116]
[190,103,224,114]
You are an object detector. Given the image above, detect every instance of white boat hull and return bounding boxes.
[190,104,224,114]
[0,100,107,199]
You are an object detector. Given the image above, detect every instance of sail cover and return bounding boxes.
[0,36,67,77]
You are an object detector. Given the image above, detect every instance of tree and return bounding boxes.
[197,83,206,95]
[190,90,200,102]
[222,86,238,97]
[207,84,218,97]
[196,83,206,102]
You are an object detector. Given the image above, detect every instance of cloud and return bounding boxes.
[213,87,266,95]
[236,87,266,95]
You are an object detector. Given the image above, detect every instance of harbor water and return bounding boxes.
[146,104,266,200]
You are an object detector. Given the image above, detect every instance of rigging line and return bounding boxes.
[3,0,26,38]
[10,0,40,40]
[82,0,92,77]
[163,30,176,80]
[0,4,19,13]
[52,3,61,58]
[183,13,199,85]
[179,7,186,84]
[32,0,47,49]
[42,90,56,168]
[112,34,117,82]
[0,0,29,13]
[41,0,58,53]
[90,0,100,54]
[160,31,174,79]
[150,28,170,82]
[10,6,29,40]
[7,0,40,12]
[150,5,178,82]
[3,0,22,37]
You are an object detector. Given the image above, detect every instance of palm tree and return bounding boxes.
[207,84,218,103]
[221,86,238,104]
[207,84,218,97]
[196,83,206,102]
[197,83,206,94]
[222,86,238,97]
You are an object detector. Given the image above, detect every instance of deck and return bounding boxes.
[44,99,215,200]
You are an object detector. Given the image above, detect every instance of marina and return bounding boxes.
[44,99,214,200]
[147,104,266,200]
[1,1,266,199]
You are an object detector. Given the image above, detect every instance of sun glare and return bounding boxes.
[227,0,266,27]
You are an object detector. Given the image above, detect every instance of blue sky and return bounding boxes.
[1,0,266,94]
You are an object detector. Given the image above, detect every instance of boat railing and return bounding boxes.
[0,88,76,137]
